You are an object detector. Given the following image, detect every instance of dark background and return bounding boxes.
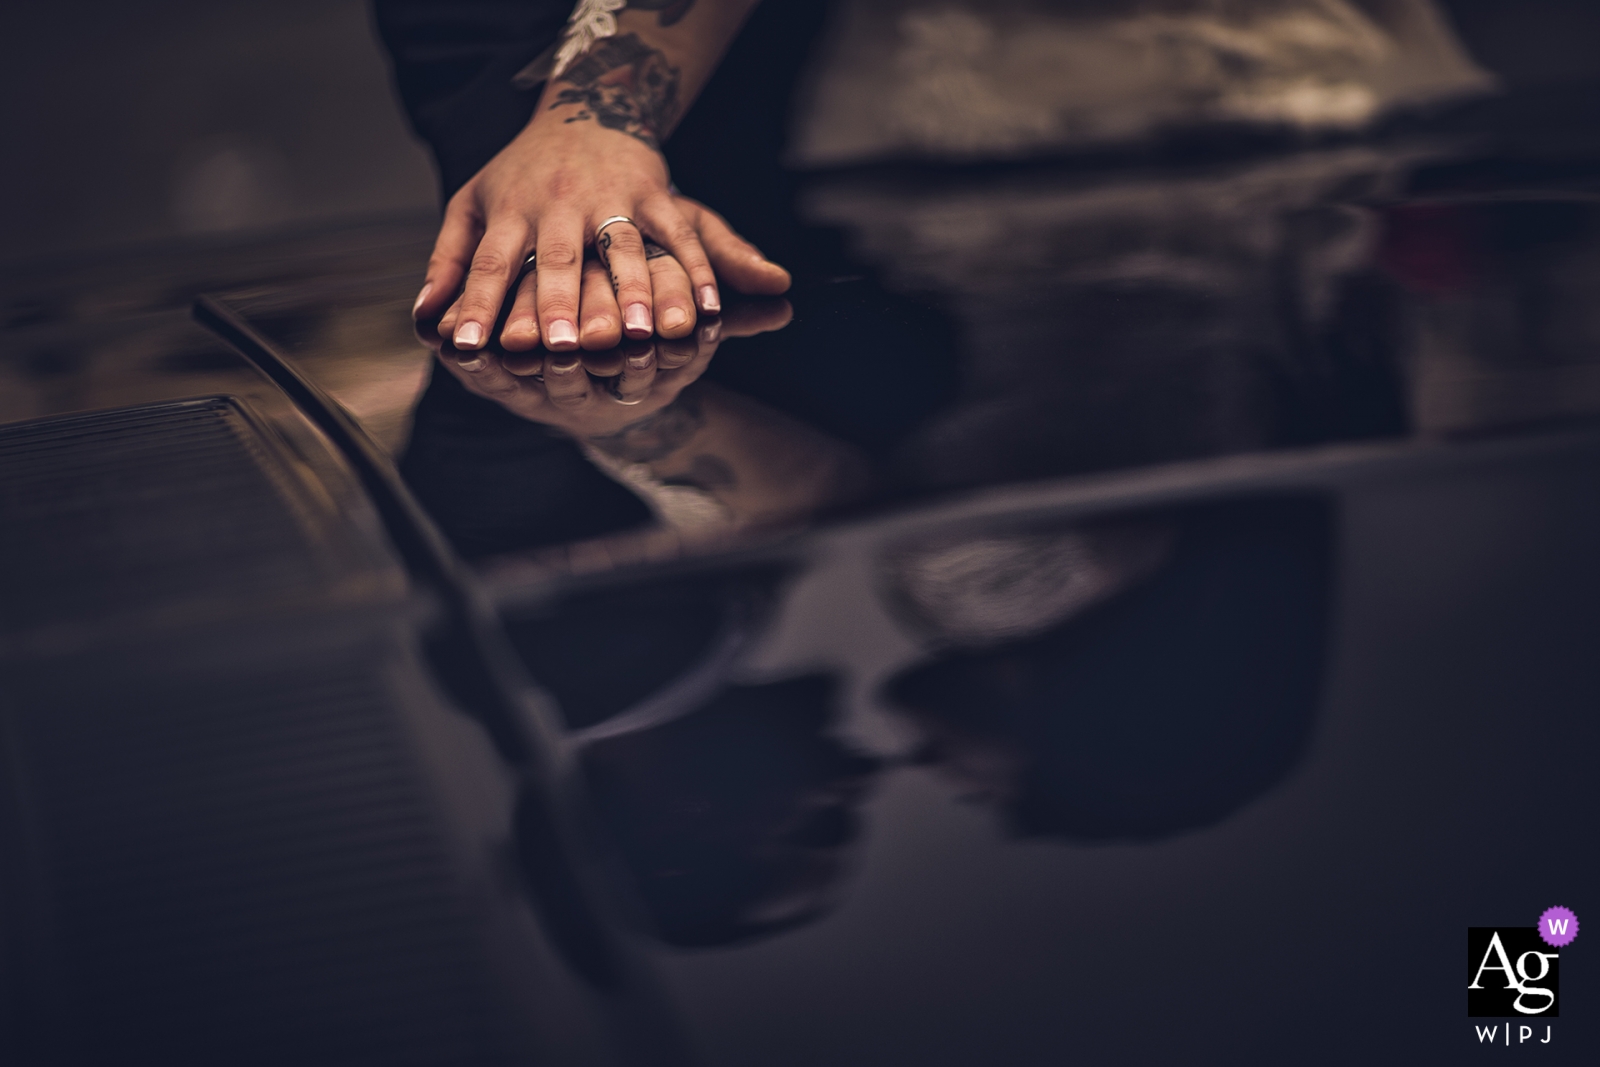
[0,0,436,265]
[4,0,1600,269]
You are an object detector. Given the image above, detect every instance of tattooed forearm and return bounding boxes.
[587,391,704,462]
[549,34,681,150]
[628,0,696,27]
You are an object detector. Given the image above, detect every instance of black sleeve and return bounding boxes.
[372,0,572,199]
[372,0,835,211]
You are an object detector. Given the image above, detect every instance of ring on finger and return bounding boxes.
[594,215,637,268]
[607,379,646,405]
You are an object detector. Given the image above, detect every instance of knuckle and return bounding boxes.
[459,285,501,312]
[538,241,582,270]
[647,255,685,276]
[617,280,653,302]
[546,169,579,200]
[666,240,710,271]
[661,219,698,245]
[469,249,515,276]
[427,252,461,274]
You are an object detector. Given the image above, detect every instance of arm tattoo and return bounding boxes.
[549,33,681,150]
[526,1,696,89]
[587,391,704,462]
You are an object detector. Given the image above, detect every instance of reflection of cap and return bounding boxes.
[883,521,1173,646]
[885,496,1332,842]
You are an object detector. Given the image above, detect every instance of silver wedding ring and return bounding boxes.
[595,215,636,242]
[595,214,636,268]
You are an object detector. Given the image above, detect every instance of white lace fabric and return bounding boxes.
[554,0,628,77]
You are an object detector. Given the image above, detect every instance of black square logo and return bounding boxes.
[1468,928,1559,1017]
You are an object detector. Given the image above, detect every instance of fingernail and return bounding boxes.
[549,355,581,373]
[412,282,433,314]
[699,320,721,344]
[698,286,721,314]
[548,320,578,346]
[456,355,486,371]
[627,352,653,369]
[454,321,484,348]
[660,306,689,331]
[623,303,652,335]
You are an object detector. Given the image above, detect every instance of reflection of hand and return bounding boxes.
[422,298,793,441]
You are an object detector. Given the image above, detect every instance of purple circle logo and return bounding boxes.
[1538,906,1579,948]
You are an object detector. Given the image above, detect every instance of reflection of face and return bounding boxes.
[578,676,881,947]
[733,768,877,929]
[912,715,1024,807]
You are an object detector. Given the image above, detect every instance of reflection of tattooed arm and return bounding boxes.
[586,390,705,462]
[591,383,871,529]
[550,34,682,150]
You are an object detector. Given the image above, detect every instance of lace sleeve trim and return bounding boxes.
[513,0,626,88]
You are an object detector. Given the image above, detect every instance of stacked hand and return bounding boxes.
[411,7,791,355]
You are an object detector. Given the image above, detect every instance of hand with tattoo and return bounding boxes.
[414,0,790,356]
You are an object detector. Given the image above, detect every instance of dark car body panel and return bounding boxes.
[3,119,1598,1064]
